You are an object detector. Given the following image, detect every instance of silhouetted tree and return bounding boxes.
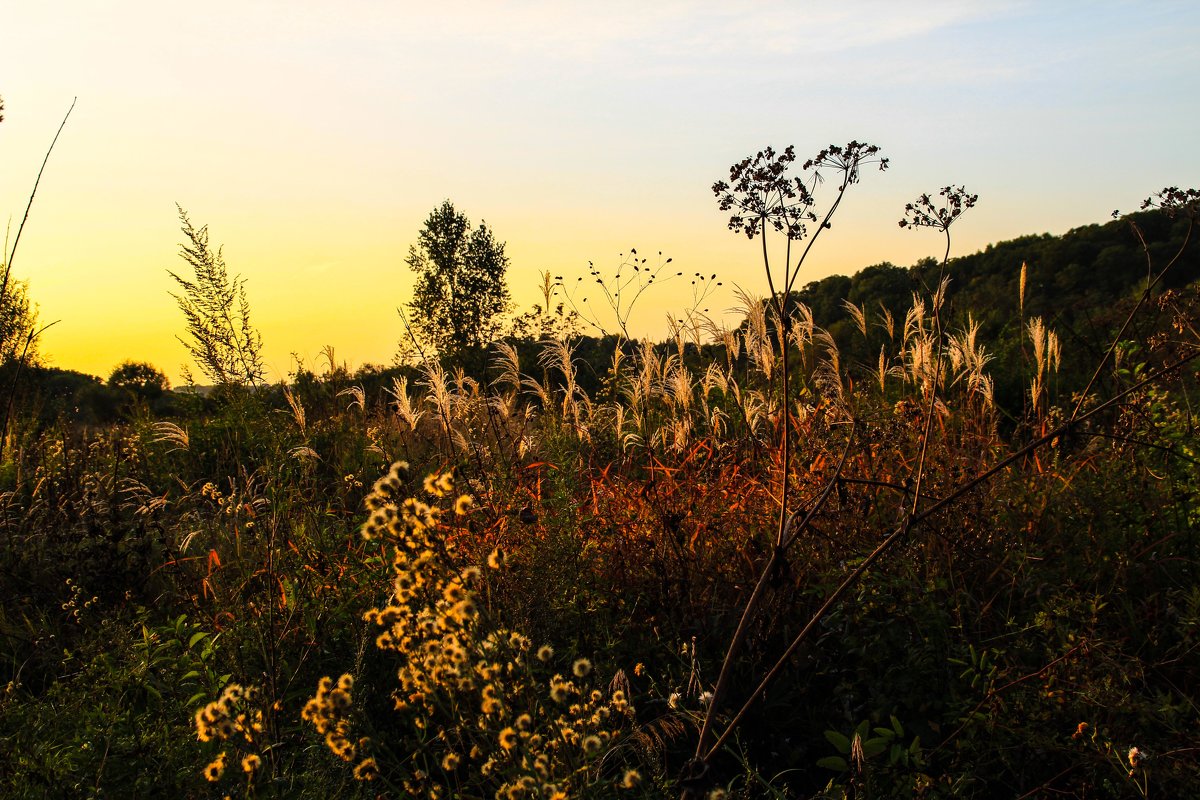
[108,360,170,399]
[406,201,511,358]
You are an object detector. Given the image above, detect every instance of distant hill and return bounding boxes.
[789,208,1199,411]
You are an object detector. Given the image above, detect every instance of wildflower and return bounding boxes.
[329,688,352,713]
[204,751,227,782]
[499,726,518,751]
[442,752,460,770]
[482,693,504,716]
[423,473,441,495]
[487,548,505,569]
[537,644,554,662]
[443,580,466,604]
[699,690,714,706]
[241,754,261,773]
[353,757,379,781]
[455,494,474,515]
[581,734,602,756]
[1128,746,1142,770]
[621,769,642,789]
[634,662,644,677]
[549,675,572,703]
[572,658,592,678]
[708,790,728,800]
[1072,721,1089,740]
[436,471,455,495]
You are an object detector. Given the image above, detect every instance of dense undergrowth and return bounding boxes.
[2,287,1197,797]
[2,150,1200,796]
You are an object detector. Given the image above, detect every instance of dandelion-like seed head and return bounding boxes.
[572,658,592,678]
[537,644,554,662]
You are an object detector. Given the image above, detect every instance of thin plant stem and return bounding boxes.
[701,349,1200,762]
[1070,216,1193,420]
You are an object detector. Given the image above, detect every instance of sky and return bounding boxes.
[2,1,1198,384]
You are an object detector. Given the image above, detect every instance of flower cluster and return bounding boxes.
[899,185,978,231]
[1142,185,1200,219]
[713,145,816,241]
[305,463,639,797]
[300,674,362,763]
[713,141,887,241]
[193,682,266,784]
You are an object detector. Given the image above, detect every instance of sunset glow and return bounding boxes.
[3,1,1197,382]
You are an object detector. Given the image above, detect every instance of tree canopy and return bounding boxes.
[405,201,511,358]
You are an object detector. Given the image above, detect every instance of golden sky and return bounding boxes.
[2,1,1198,384]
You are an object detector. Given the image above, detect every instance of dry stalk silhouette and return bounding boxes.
[683,145,1197,795]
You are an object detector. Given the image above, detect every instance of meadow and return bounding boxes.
[1,142,1199,798]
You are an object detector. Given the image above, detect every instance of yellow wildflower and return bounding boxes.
[499,726,518,751]
[353,757,378,781]
[203,751,227,782]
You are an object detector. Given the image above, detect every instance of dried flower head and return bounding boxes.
[1142,186,1200,219]
[899,185,978,231]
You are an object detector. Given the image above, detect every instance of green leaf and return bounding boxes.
[890,715,904,737]
[180,670,201,682]
[863,737,888,758]
[816,756,848,772]
[824,730,851,754]
[188,631,209,649]
[187,691,208,707]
